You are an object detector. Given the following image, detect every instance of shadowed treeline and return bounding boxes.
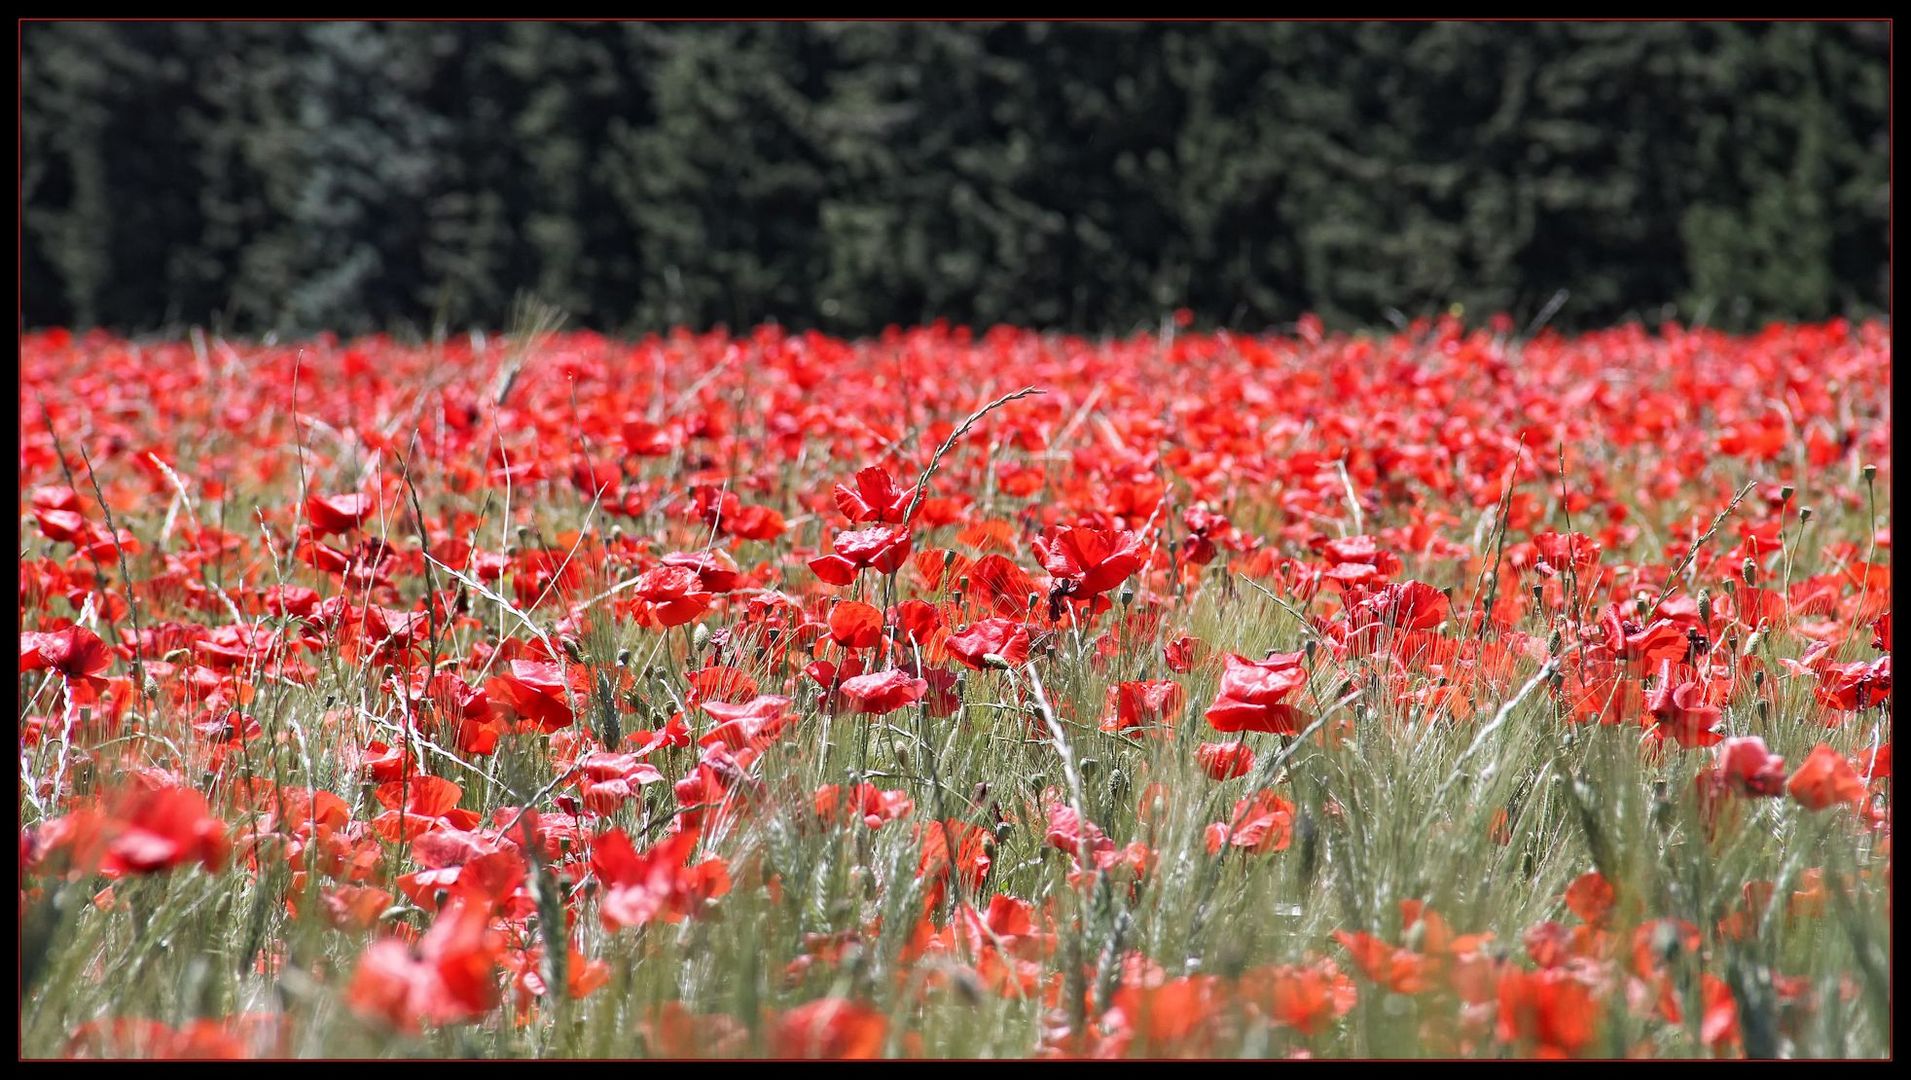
[23,21,1888,335]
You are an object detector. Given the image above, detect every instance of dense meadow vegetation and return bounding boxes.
[17,316,1891,1058]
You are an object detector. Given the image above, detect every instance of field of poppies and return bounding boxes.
[16,314,1891,1058]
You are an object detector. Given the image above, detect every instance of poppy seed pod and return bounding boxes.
[1862,463,1877,482]
[1799,506,1813,522]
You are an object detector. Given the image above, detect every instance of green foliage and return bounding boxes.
[22,21,1888,335]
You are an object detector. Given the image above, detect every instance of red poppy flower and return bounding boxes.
[1812,655,1891,711]
[345,895,503,1032]
[827,601,886,650]
[833,465,915,524]
[1645,671,1723,748]
[20,625,114,693]
[1101,679,1187,736]
[1204,652,1309,734]
[809,525,914,585]
[1496,965,1598,1058]
[1786,745,1867,810]
[772,998,888,1059]
[1205,789,1295,855]
[661,549,742,594]
[1710,736,1788,797]
[306,492,375,536]
[1334,929,1427,994]
[1242,960,1358,1036]
[1352,580,1449,634]
[838,668,928,715]
[1563,870,1616,927]
[1034,524,1148,600]
[813,783,914,829]
[632,564,714,628]
[590,827,731,930]
[486,660,577,731]
[699,694,796,752]
[918,818,994,899]
[946,617,1031,670]
[1196,741,1255,779]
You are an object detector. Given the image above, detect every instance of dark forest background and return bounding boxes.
[21,21,1890,336]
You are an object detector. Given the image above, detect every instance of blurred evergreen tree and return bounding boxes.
[20,21,1889,335]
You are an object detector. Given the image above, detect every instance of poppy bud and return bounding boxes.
[1743,558,1758,585]
[1304,639,1318,665]
[1697,590,1712,626]
[1752,668,1764,689]
[692,623,710,652]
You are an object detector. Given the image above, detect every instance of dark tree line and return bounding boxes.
[22,21,1889,336]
